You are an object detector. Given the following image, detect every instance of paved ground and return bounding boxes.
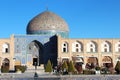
[1,73,120,80]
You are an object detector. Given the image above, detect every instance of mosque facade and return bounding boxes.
[0,10,120,70]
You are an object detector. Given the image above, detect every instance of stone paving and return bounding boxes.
[0,73,120,80]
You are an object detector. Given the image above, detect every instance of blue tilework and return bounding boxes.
[14,34,52,65]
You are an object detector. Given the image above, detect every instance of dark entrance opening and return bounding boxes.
[103,63,113,68]
[33,58,38,66]
[28,40,44,67]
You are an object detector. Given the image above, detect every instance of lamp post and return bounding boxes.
[35,62,37,71]
[34,61,38,78]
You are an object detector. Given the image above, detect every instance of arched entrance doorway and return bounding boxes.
[27,40,43,67]
[102,56,113,68]
[72,56,84,73]
[2,58,10,67]
[86,57,98,69]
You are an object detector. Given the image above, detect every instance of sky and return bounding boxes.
[0,0,120,38]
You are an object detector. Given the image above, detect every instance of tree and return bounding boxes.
[45,60,52,73]
[62,61,68,71]
[68,61,75,73]
[115,61,120,74]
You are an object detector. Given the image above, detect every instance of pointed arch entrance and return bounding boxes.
[2,58,10,67]
[102,56,113,68]
[86,57,98,69]
[27,40,43,67]
[72,55,84,74]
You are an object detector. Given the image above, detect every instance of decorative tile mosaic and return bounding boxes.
[14,34,52,64]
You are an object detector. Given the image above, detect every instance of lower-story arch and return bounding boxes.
[2,58,10,69]
[72,56,84,73]
[102,56,113,68]
[86,57,98,69]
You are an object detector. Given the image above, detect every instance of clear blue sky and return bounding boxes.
[0,0,120,38]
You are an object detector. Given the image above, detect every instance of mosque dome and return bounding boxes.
[26,11,69,38]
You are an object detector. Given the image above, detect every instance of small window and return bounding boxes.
[64,44,66,46]
[63,48,66,52]
[76,44,78,47]
[76,48,79,52]
[104,44,107,47]
[104,48,107,52]
[90,44,93,47]
[90,48,93,52]
[5,48,8,53]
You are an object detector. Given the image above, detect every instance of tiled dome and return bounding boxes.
[26,11,69,35]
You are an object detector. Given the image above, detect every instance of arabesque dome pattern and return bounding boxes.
[26,11,69,38]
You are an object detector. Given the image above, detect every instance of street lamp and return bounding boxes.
[35,62,37,70]
[34,61,38,78]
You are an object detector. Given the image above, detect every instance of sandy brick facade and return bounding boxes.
[58,35,120,68]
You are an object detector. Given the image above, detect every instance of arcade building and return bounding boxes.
[0,10,120,71]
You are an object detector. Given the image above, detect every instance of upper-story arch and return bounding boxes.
[62,42,69,53]
[72,41,83,53]
[115,41,120,52]
[101,41,112,52]
[86,41,97,52]
[2,43,10,53]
